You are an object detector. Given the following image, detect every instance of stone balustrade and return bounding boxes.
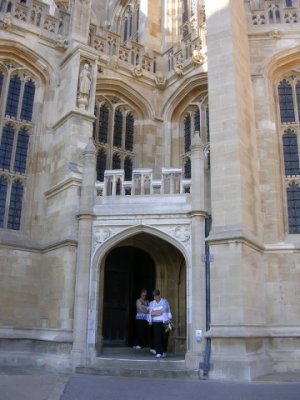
[249,0,299,25]
[90,29,205,77]
[95,168,191,197]
[0,0,70,37]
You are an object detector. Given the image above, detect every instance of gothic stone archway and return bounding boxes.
[96,232,187,355]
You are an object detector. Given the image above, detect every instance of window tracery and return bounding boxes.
[278,75,300,233]
[0,61,36,230]
[121,2,140,43]
[94,96,135,181]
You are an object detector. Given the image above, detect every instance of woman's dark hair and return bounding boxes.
[152,289,160,297]
[140,288,147,295]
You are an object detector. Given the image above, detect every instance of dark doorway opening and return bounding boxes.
[102,246,155,347]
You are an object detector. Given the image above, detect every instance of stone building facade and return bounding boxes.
[0,0,300,381]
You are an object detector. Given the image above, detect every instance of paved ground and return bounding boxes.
[0,367,300,400]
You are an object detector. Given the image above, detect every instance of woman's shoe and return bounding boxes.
[149,349,156,355]
[162,352,167,358]
[155,353,162,358]
[133,345,141,349]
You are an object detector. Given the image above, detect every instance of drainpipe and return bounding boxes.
[200,215,212,378]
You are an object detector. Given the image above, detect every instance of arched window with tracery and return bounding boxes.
[94,96,135,180]
[184,113,191,153]
[278,79,295,123]
[122,2,140,43]
[124,156,132,181]
[0,62,36,230]
[278,74,300,233]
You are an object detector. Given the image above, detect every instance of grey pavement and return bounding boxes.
[1,367,300,400]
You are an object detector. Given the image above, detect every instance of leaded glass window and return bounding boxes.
[5,75,21,118]
[184,157,191,179]
[113,109,123,147]
[194,108,200,132]
[20,79,35,121]
[282,130,300,175]
[278,80,295,123]
[96,149,106,182]
[0,124,14,170]
[0,176,8,228]
[287,184,300,233]
[0,71,3,98]
[112,153,121,169]
[14,127,29,174]
[184,113,191,153]
[8,180,24,230]
[99,104,109,143]
[94,97,135,183]
[125,113,134,151]
[124,157,132,181]
[0,63,36,230]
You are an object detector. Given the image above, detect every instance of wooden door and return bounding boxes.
[103,247,155,347]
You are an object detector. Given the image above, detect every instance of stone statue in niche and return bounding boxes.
[78,63,92,110]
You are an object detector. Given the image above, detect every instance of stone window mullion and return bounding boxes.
[17,78,26,121]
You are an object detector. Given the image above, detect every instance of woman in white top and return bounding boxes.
[149,289,172,358]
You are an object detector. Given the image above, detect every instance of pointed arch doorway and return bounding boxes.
[97,232,187,355]
[102,246,155,347]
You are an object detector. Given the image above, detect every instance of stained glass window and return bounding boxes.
[125,113,134,151]
[20,79,35,121]
[287,184,300,233]
[0,176,8,228]
[0,124,14,170]
[96,149,106,182]
[184,113,191,153]
[8,180,24,230]
[278,80,295,123]
[14,127,29,174]
[113,109,123,147]
[99,105,109,143]
[5,75,21,118]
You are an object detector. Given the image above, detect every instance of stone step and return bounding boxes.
[77,350,199,379]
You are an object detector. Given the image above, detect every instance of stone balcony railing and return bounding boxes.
[95,168,192,198]
[248,0,300,26]
[0,0,70,39]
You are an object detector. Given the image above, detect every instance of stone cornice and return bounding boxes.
[0,236,77,253]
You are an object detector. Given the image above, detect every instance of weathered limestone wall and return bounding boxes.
[205,0,268,380]
[0,245,76,331]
